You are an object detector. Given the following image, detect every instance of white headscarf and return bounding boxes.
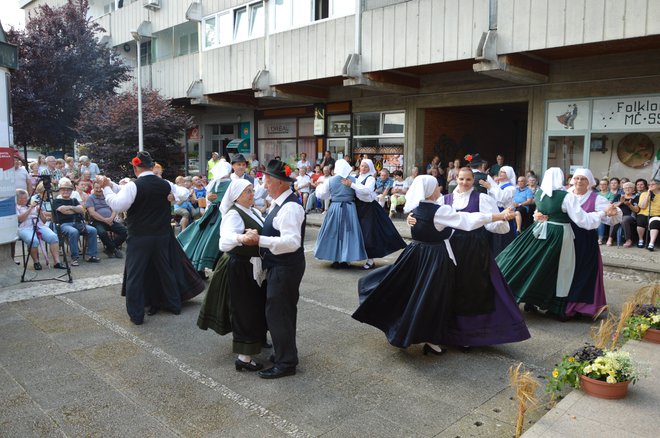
[540,167,565,198]
[210,161,232,181]
[220,179,252,215]
[404,175,438,213]
[334,159,352,178]
[499,166,516,186]
[359,158,377,176]
[570,168,597,189]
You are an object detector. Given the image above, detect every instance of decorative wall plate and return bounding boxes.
[617,134,655,168]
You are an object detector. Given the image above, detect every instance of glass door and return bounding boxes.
[544,135,588,182]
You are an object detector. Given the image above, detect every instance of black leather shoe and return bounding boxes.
[523,303,538,313]
[258,366,296,379]
[262,341,272,349]
[130,317,143,325]
[235,359,263,372]
[268,354,275,363]
[330,261,340,269]
[147,306,159,316]
[422,343,445,356]
[460,346,472,353]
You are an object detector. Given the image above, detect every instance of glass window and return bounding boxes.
[382,112,405,134]
[314,0,329,21]
[298,118,314,136]
[354,112,380,136]
[249,2,265,38]
[327,114,351,137]
[153,28,173,61]
[234,7,248,41]
[273,0,293,31]
[204,17,216,48]
[218,11,233,45]
[174,21,199,57]
[139,41,152,65]
[546,135,585,180]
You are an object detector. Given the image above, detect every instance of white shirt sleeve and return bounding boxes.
[480,193,511,234]
[259,201,305,255]
[431,203,494,232]
[253,179,266,200]
[594,193,623,226]
[315,178,331,200]
[219,209,244,252]
[103,182,137,213]
[170,181,190,204]
[351,176,376,202]
[562,193,606,230]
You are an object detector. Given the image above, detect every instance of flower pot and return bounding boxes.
[579,375,630,400]
[643,328,660,344]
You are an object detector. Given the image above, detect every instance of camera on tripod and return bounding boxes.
[37,174,52,191]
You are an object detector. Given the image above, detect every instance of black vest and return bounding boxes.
[411,203,453,242]
[259,192,305,269]
[228,206,262,258]
[126,175,173,236]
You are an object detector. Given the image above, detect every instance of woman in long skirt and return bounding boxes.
[353,175,520,354]
[197,179,267,371]
[178,161,232,273]
[496,168,620,320]
[313,159,367,267]
[439,167,530,348]
[348,158,405,270]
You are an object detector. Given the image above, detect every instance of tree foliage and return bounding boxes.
[8,0,130,150]
[76,89,192,181]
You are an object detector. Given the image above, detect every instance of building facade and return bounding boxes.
[19,0,660,182]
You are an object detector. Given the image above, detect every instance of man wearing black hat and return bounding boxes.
[232,153,267,201]
[98,151,198,325]
[241,159,305,379]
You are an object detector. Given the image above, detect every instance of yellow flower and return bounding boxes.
[583,365,592,373]
[606,375,616,384]
[552,369,559,378]
[568,357,575,362]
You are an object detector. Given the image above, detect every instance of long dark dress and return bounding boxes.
[354,175,406,258]
[442,191,530,347]
[178,179,230,271]
[353,202,455,348]
[314,175,367,262]
[496,190,570,314]
[197,206,266,355]
[565,191,606,317]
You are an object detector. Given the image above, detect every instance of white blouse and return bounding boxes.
[219,204,264,252]
[443,188,510,234]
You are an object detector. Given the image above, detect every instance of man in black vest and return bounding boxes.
[231,154,255,183]
[99,152,191,325]
[242,159,306,379]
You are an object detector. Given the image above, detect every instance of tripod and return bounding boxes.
[20,175,73,283]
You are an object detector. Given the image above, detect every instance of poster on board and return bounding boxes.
[0,148,17,245]
[546,101,590,131]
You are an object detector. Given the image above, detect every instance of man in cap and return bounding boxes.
[241,159,305,379]
[231,154,254,183]
[98,151,193,325]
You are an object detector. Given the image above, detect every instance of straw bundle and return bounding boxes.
[509,362,539,438]
[611,302,634,349]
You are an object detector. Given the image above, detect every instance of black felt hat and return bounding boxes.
[466,153,484,167]
[231,153,247,164]
[131,151,154,168]
[263,159,295,182]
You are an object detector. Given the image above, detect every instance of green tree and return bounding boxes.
[75,89,192,180]
[8,0,130,151]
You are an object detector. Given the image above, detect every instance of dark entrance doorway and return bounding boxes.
[423,102,528,176]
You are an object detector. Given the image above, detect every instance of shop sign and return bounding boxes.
[0,147,17,244]
[546,101,590,131]
[259,119,297,139]
[187,126,200,140]
[592,96,660,131]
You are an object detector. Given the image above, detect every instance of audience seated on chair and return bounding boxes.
[16,189,66,270]
[87,181,127,259]
[52,179,99,266]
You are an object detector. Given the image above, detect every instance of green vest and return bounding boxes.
[536,190,570,223]
[227,206,263,258]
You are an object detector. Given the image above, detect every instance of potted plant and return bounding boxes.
[623,304,660,343]
[547,344,639,400]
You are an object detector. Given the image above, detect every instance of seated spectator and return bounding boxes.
[512,176,534,233]
[375,169,393,208]
[607,181,638,247]
[153,163,163,177]
[635,178,648,195]
[171,176,199,231]
[636,178,660,251]
[16,189,65,270]
[40,156,63,188]
[79,170,93,191]
[191,176,207,214]
[307,165,331,213]
[78,155,100,179]
[294,166,311,208]
[87,182,127,258]
[52,179,99,266]
[388,170,409,218]
[76,180,91,205]
[527,175,539,195]
[405,166,419,187]
[428,166,445,193]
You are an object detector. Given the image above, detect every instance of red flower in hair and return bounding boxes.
[284,164,292,177]
[464,154,473,162]
[132,157,142,166]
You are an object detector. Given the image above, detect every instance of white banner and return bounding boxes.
[592,96,660,131]
[0,148,16,245]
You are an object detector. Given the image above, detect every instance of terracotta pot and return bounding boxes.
[579,375,630,400]
[643,328,660,344]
